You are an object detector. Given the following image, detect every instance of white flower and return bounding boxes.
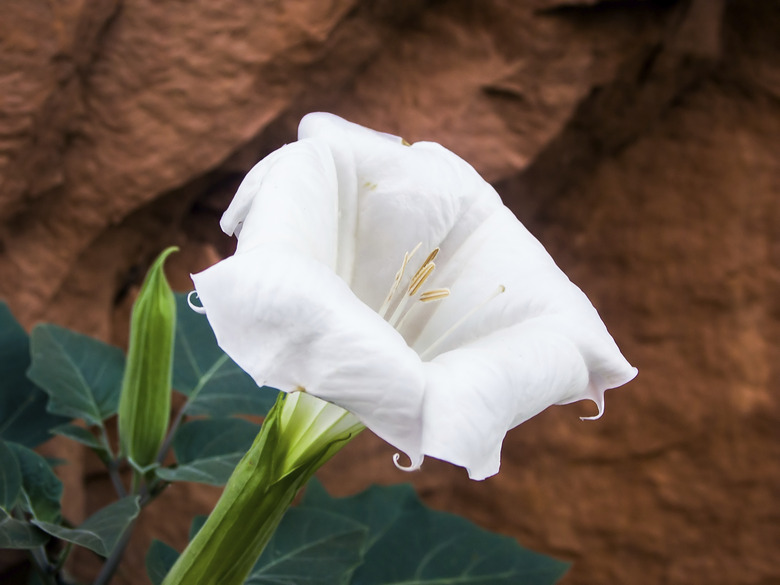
[192,113,637,480]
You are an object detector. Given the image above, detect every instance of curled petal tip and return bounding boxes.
[580,399,605,421]
[392,452,422,473]
[187,290,207,314]
[580,413,603,421]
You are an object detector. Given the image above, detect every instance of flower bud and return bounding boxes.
[118,247,178,469]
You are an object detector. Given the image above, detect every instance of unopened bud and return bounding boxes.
[118,247,178,469]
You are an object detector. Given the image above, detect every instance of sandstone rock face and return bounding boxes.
[2,1,779,584]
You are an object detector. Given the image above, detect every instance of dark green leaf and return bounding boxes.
[0,438,21,512]
[51,423,105,451]
[301,480,418,550]
[7,443,62,523]
[33,496,140,557]
[246,507,368,585]
[156,416,259,486]
[172,417,260,463]
[28,324,126,426]
[173,293,277,417]
[159,510,366,585]
[0,509,49,549]
[302,482,569,585]
[188,515,207,541]
[143,517,205,584]
[27,569,47,585]
[146,539,180,585]
[156,454,243,486]
[0,302,68,447]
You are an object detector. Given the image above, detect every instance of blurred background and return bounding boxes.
[1,0,778,583]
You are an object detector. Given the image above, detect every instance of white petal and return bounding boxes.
[405,207,614,362]
[298,113,401,283]
[299,113,503,310]
[192,244,426,467]
[219,139,339,270]
[423,322,636,480]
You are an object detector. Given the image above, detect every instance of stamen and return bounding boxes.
[187,291,207,314]
[419,285,506,360]
[387,247,439,327]
[394,289,450,332]
[414,247,439,279]
[419,288,450,303]
[377,242,422,318]
[408,262,435,296]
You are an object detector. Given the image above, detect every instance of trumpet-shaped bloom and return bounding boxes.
[192,113,637,480]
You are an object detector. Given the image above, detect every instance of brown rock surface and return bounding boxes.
[2,1,779,584]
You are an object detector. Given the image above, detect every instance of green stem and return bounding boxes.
[97,424,127,498]
[53,541,73,572]
[156,403,187,465]
[106,458,127,499]
[29,546,56,585]
[93,520,136,585]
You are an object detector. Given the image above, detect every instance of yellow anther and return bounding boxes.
[410,248,439,283]
[409,262,435,296]
[419,288,450,303]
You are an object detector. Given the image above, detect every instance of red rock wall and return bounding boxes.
[2,1,779,584]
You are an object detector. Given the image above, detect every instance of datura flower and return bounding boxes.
[192,113,637,480]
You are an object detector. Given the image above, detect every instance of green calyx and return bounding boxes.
[162,392,363,585]
[276,391,364,477]
[118,246,178,470]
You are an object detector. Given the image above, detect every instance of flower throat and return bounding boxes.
[377,243,505,360]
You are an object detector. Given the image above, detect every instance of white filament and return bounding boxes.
[419,285,506,361]
[377,242,422,318]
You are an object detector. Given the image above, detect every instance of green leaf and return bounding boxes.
[0,508,49,549]
[146,539,181,585]
[246,507,368,585]
[188,515,207,541]
[301,480,418,550]
[27,569,47,585]
[171,417,260,463]
[156,454,243,486]
[0,302,68,447]
[0,438,21,512]
[51,423,105,451]
[7,443,62,523]
[301,482,569,585]
[156,417,260,485]
[33,496,140,557]
[173,293,277,417]
[28,324,126,426]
